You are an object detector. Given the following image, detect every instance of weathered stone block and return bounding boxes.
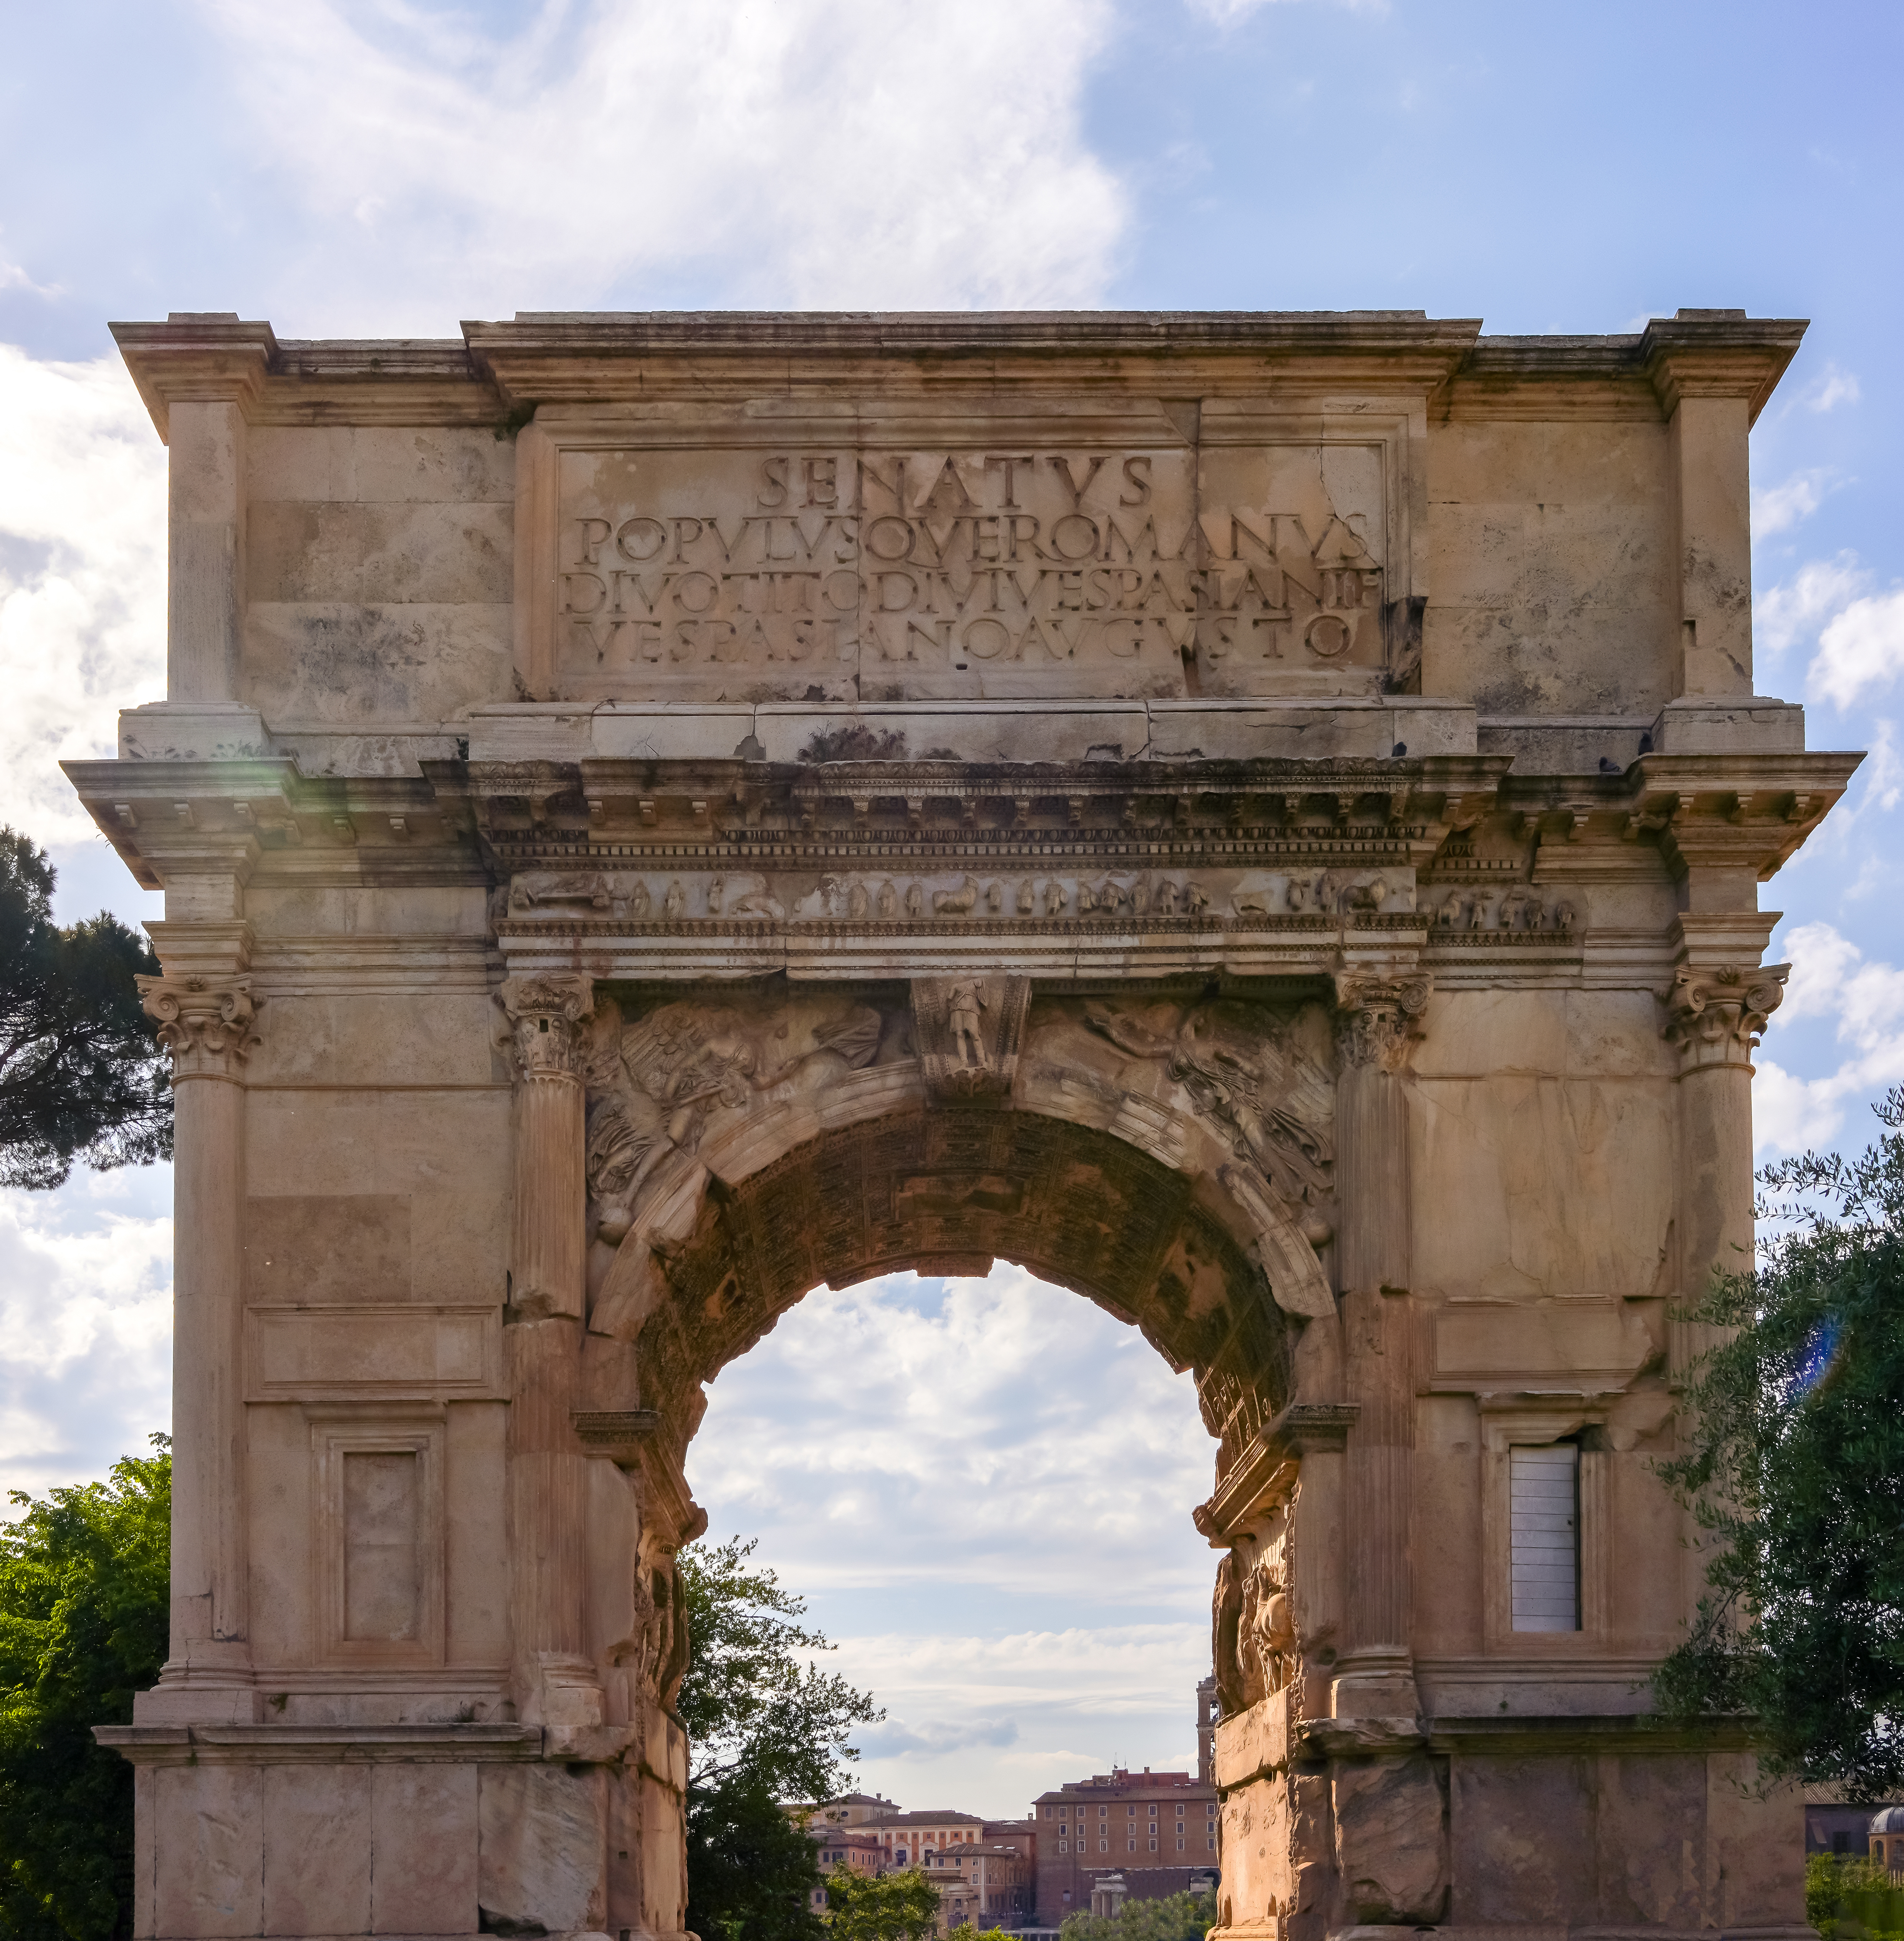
[1332,1751,1447,1924]
[479,1762,607,1934]
[261,1764,371,1935]
[372,1761,479,1933]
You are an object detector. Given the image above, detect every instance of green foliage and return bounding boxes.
[0,1440,171,1940]
[0,828,170,1190]
[677,1536,881,1801]
[822,1865,938,1941]
[685,1777,825,1941]
[1058,1888,1217,1941]
[1808,1853,1904,1939]
[1651,1090,1904,1799]
[679,1538,882,1941]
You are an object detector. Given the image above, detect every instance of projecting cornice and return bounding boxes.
[106,307,1808,436]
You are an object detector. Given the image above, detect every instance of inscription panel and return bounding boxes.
[533,430,1397,704]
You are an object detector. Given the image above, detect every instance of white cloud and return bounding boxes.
[1757,922,1904,1155]
[0,1165,172,1501]
[0,344,167,847]
[1751,467,1835,542]
[687,1266,1214,1603]
[1804,362,1861,413]
[688,1267,1218,1814]
[196,0,1127,331]
[1756,551,1871,657]
[1811,588,1904,710]
[1183,0,1383,20]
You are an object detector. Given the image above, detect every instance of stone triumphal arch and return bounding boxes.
[76,309,1851,1938]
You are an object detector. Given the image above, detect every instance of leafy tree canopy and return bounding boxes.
[0,829,170,1191]
[1652,1090,1904,1799]
[1059,1888,1218,1941]
[1808,1853,1904,1939]
[0,1440,171,1941]
[822,1866,939,1941]
[677,1536,881,1802]
[679,1537,882,1941]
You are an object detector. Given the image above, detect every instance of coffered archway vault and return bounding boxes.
[76,308,1854,1939]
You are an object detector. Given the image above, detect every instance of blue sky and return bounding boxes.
[1,0,1900,1817]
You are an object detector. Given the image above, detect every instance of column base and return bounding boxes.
[518,1652,606,1729]
[134,1660,262,1724]
[1330,1650,1419,1721]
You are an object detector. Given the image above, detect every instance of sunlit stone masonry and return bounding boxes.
[74,308,1852,1940]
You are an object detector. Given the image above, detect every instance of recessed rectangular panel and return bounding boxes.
[246,1304,501,1399]
[342,1450,420,1642]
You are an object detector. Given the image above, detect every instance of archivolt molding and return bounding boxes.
[577,982,1340,1480]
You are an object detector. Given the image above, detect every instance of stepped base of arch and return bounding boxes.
[101,1709,1801,1939]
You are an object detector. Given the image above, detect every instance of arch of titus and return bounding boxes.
[73,309,1852,1939]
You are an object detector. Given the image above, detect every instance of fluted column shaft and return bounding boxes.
[137,975,260,1717]
[499,973,600,1725]
[1332,974,1428,1716]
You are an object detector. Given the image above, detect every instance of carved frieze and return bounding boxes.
[137,975,262,1080]
[911,974,1030,1101]
[1424,885,1576,934]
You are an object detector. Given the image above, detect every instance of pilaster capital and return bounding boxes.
[1664,961,1789,1071]
[498,972,595,1081]
[137,974,261,1080]
[1332,971,1431,1071]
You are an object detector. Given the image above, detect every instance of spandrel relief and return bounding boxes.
[547,438,1397,704]
[1026,995,1336,1218]
[582,990,906,1231]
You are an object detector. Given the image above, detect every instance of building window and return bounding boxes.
[1059,1842,1067,1854]
[1176,1839,1184,1851]
[1099,1840,1108,1853]
[1510,1443,1581,1632]
[1127,1840,1135,1852]
[1207,1838,1216,1850]
[1148,1839,1157,1852]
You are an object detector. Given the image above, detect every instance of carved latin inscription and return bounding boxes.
[553,443,1390,701]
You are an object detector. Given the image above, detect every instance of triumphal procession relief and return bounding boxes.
[73,308,1852,1937]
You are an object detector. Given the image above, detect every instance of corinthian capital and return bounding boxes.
[1332,971,1431,1071]
[137,975,261,1080]
[1664,962,1789,1070]
[499,973,595,1080]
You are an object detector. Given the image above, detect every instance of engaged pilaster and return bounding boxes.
[1330,971,1429,1719]
[1664,931,1788,1328]
[135,970,260,1721]
[498,972,600,1726]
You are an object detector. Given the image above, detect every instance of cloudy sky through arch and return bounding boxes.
[2,0,1902,1817]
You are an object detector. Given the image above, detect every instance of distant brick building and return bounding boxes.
[867,1808,986,1868]
[925,1837,1036,1932]
[1030,1767,1218,1926]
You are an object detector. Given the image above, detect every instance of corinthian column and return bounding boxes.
[498,972,601,1727]
[1664,952,1789,1352]
[136,974,260,1721]
[1330,971,1429,1719]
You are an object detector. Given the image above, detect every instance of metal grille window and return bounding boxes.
[1510,1443,1580,1632]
